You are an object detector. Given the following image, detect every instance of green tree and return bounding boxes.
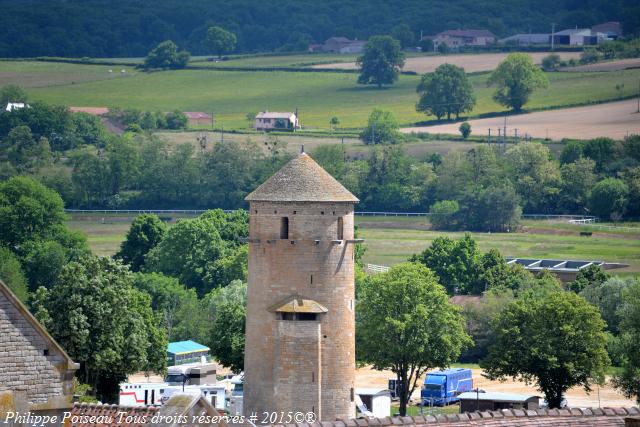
[132,272,207,343]
[360,109,401,144]
[0,176,67,249]
[206,26,237,58]
[205,280,246,373]
[411,234,482,294]
[0,247,29,302]
[21,240,68,291]
[559,157,596,213]
[481,291,609,408]
[115,214,168,272]
[570,265,610,294]
[505,143,560,213]
[429,200,459,230]
[44,256,167,402]
[357,262,471,415]
[487,53,549,111]
[419,38,434,53]
[541,53,561,71]
[581,276,635,335]
[613,281,640,403]
[459,122,471,138]
[329,116,340,130]
[456,184,522,232]
[0,84,28,105]
[357,35,405,88]
[416,64,475,120]
[144,40,190,70]
[624,166,640,217]
[391,23,415,48]
[589,178,629,220]
[145,216,227,295]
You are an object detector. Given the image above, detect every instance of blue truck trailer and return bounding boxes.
[421,368,473,406]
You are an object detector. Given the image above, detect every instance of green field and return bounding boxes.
[190,53,359,68]
[357,217,640,273]
[67,215,640,273]
[0,60,136,88]
[5,59,638,130]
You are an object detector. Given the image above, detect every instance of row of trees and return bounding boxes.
[1,0,637,57]
[2,101,638,225]
[358,39,547,115]
[143,26,236,70]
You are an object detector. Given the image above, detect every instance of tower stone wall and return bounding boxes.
[243,154,358,421]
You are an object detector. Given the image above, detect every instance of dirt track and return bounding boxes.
[313,52,581,74]
[130,365,636,408]
[401,99,640,140]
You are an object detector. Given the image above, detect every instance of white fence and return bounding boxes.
[366,264,390,274]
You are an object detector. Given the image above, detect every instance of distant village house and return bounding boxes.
[255,111,299,131]
[309,37,366,54]
[4,102,29,112]
[184,112,212,127]
[426,29,496,49]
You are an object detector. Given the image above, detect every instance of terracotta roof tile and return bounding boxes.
[245,153,359,203]
[68,402,158,427]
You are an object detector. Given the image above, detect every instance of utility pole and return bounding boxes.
[221,124,224,143]
[514,128,519,144]
[637,78,640,113]
[551,23,556,51]
[488,128,491,144]
[503,116,507,148]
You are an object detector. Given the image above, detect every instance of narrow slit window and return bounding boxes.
[280,217,289,239]
[337,217,344,240]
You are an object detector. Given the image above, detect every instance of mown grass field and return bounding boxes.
[357,217,640,273]
[67,215,640,273]
[190,53,359,68]
[6,58,638,130]
[0,60,136,87]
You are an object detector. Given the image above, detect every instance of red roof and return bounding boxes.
[184,112,211,119]
[69,107,109,116]
[67,403,158,427]
[438,29,496,38]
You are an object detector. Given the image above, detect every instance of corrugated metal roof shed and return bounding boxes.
[167,340,210,355]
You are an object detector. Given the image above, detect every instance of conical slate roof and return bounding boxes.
[245,152,359,202]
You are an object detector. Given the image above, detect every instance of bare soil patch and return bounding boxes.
[355,365,635,408]
[401,99,640,140]
[313,52,581,74]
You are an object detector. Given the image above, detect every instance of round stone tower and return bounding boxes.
[243,152,359,421]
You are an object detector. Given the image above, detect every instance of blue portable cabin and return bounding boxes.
[167,340,210,366]
[421,368,473,406]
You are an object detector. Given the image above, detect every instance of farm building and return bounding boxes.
[0,279,78,421]
[184,112,212,127]
[167,340,210,366]
[426,30,496,49]
[505,258,627,282]
[255,111,299,131]
[591,21,623,39]
[551,28,606,46]
[457,391,540,412]
[499,33,550,45]
[310,37,366,53]
[356,388,391,418]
